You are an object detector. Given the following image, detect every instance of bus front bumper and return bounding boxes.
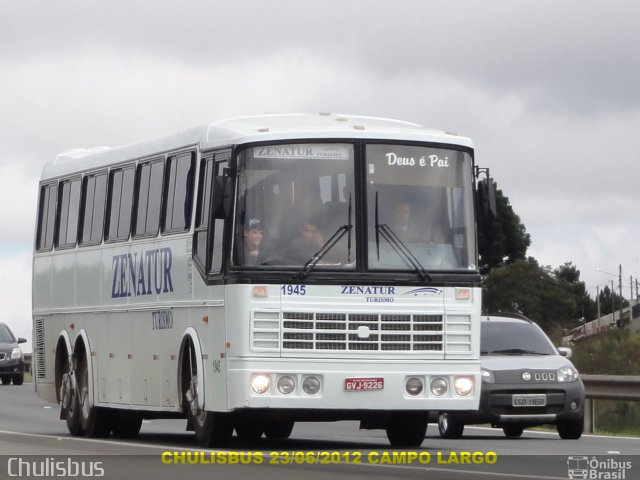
[225,359,480,412]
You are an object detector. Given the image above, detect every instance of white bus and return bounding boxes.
[32,113,494,447]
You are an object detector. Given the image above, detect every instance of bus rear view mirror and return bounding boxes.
[477,178,497,221]
[212,176,233,219]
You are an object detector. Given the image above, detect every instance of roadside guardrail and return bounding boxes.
[581,374,640,433]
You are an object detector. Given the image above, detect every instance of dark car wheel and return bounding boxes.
[1,377,10,385]
[13,375,24,386]
[438,413,465,439]
[502,425,524,438]
[557,417,583,440]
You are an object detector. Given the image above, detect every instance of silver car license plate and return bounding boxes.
[512,394,547,407]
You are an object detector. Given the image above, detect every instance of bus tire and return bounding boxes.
[64,373,84,437]
[235,417,265,441]
[112,411,143,439]
[385,412,428,448]
[193,411,234,447]
[438,412,465,439]
[74,343,112,438]
[264,419,294,439]
[181,337,233,447]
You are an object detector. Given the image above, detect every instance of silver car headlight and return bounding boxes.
[481,368,494,384]
[11,347,22,360]
[557,366,579,383]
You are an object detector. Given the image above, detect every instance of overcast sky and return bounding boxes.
[2,1,640,351]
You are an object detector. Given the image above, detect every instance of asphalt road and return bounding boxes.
[1,384,638,480]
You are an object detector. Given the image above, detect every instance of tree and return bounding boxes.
[554,262,596,324]
[477,187,530,274]
[482,258,578,336]
[596,285,628,317]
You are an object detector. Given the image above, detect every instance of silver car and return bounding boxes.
[437,315,585,439]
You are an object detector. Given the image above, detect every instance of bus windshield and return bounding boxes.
[234,143,356,267]
[366,144,476,271]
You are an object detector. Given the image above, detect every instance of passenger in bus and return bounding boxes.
[243,218,267,265]
[289,221,325,264]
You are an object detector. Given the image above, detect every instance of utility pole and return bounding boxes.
[618,264,624,328]
[611,280,616,326]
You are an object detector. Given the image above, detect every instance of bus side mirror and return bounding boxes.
[212,176,233,219]
[477,178,497,221]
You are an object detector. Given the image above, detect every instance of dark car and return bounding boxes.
[437,315,585,440]
[0,322,27,385]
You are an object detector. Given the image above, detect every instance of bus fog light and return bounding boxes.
[302,376,321,395]
[405,377,424,396]
[250,374,270,394]
[277,375,296,395]
[453,376,474,396]
[430,378,448,396]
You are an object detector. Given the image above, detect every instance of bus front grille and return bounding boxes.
[251,310,472,353]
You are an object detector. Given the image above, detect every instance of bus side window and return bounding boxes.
[193,155,214,272]
[133,159,164,237]
[36,183,58,252]
[164,152,195,233]
[193,151,230,276]
[105,166,135,242]
[79,172,107,245]
[55,177,81,249]
[209,159,228,274]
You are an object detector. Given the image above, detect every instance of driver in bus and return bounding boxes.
[392,201,424,243]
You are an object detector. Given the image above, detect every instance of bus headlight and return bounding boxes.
[453,376,474,396]
[277,375,296,394]
[430,378,448,396]
[250,374,271,394]
[405,377,424,396]
[302,376,321,395]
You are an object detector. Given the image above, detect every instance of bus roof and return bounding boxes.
[40,113,473,180]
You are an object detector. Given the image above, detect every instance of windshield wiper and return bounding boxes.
[295,196,353,279]
[487,348,550,355]
[374,192,432,281]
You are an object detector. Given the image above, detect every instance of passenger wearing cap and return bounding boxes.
[243,218,266,265]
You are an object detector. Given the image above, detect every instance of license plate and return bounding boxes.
[512,394,547,407]
[345,377,384,391]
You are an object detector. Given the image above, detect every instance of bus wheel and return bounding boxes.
[385,412,428,447]
[235,416,265,441]
[438,412,465,439]
[76,349,112,438]
[182,341,233,447]
[112,411,143,439]
[190,409,233,447]
[264,419,294,440]
[61,368,83,437]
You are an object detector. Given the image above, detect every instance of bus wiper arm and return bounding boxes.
[488,349,549,355]
[295,195,353,279]
[294,223,352,279]
[374,192,431,281]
